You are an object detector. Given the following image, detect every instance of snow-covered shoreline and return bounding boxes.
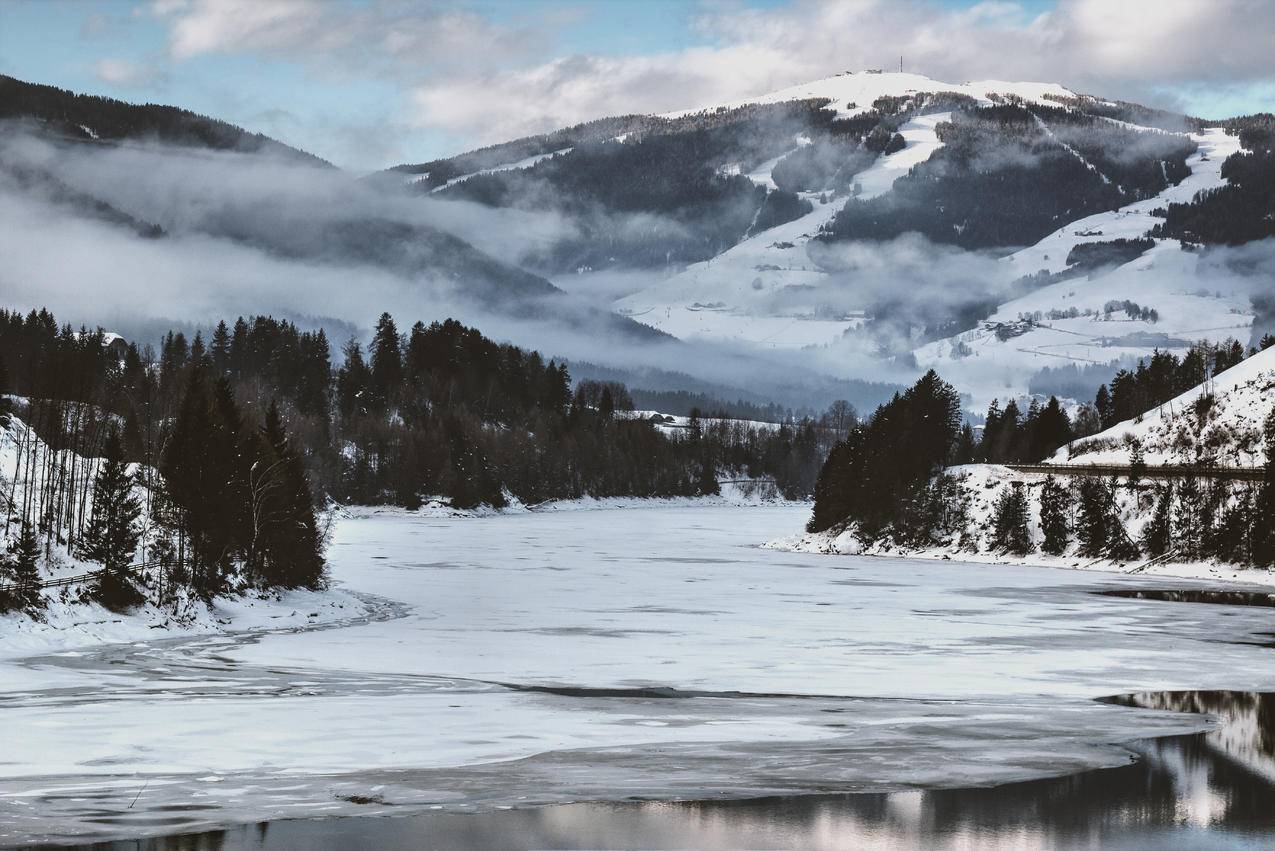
[0,583,369,662]
[766,525,1275,590]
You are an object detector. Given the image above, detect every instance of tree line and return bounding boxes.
[1,307,855,611]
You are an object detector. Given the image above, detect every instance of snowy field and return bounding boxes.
[5,503,1275,843]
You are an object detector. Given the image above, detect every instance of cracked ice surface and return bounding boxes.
[4,504,1275,843]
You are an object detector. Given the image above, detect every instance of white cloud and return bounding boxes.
[150,0,548,76]
[91,57,163,88]
[409,0,1275,143]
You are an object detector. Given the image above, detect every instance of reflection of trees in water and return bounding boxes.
[1116,690,1275,760]
[1099,588,1275,609]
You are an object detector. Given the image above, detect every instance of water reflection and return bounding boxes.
[1099,588,1275,608]
[84,691,1275,851]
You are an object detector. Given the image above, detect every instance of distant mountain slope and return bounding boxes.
[0,75,328,165]
[915,127,1255,411]
[0,77,670,345]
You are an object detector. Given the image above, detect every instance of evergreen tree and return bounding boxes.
[336,339,371,420]
[254,402,325,588]
[1128,441,1146,489]
[1174,475,1205,561]
[1254,411,1275,566]
[989,483,1033,554]
[951,423,977,465]
[1076,478,1112,557]
[2,522,43,610]
[1212,486,1256,565]
[1095,384,1113,428]
[210,320,231,374]
[79,427,142,575]
[1030,396,1072,460]
[1039,476,1071,555]
[1141,483,1173,557]
[369,313,403,415]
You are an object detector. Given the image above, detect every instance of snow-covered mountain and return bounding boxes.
[395,70,1272,412]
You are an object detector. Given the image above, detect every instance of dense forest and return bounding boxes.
[0,308,853,612]
[1151,114,1275,245]
[821,102,1196,249]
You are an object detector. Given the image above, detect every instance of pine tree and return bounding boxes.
[1141,483,1173,557]
[1039,476,1071,555]
[1128,441,1146,489]
[3,522,44,611]
[951,423,977,465]
[1076,478,1112,557]
[1174,475,1204,561]
[211,320,231,374]
[369,313,403,415]
[1095,384,1113,428]
[1254,411,1275,566]
[254,402,325,588]
[337,339,371,420]
[79,427,142,574]
[989,482,1032,554]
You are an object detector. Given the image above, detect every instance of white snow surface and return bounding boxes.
[5,503,1275,842]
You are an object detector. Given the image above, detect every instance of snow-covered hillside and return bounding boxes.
[616,72,1255,409]
[614,112,952,348]
[915,127,1250,411]
[1050,343,1275,469]
[1005,128,1241,277]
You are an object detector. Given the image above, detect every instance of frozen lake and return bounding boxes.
[4,504,1275,845]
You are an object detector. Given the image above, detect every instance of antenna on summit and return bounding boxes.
[899,55,903,73]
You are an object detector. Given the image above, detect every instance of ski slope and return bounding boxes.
[614,113,953,349]
[1006,129,1242,277]
[917,128,1251,411]
[408,148,573,191]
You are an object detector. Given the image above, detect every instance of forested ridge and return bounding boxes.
[0,74,327,164]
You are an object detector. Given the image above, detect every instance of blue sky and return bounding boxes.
[2,0,1271,171]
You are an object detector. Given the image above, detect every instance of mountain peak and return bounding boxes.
[664,70,1076,121]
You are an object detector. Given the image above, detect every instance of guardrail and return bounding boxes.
[1005,463,1265,482]
[0,561,158,593]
